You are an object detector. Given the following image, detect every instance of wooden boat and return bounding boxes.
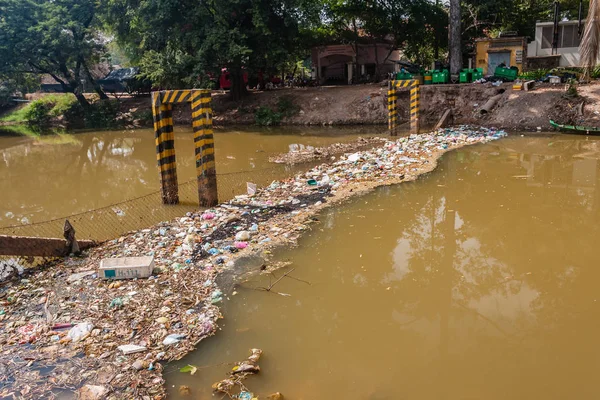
[550,120,600,135]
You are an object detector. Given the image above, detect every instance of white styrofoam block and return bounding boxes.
[99,256,154,279]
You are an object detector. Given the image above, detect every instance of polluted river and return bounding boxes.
[164,133,600,400]
[0,126,385,239]
[2,127,600,399]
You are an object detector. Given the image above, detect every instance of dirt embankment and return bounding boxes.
[118,81,600,131]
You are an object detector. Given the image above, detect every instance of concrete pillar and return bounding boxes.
[191,90,218,207]
[152,92,178,204]
[152,89,218,207]
[410,81,420,134]
[388,80,398,135]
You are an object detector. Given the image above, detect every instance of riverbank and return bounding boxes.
[3,81,600,133]
[0,127,506,399]
[201,81,600,130]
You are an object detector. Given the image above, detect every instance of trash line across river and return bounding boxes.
[0,126,507,399]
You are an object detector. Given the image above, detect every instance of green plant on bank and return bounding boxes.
[565,78,579,98]
[254,97,300,126]
[277,96,300,118]
[1,94,122,129]
[0,94,76,123]
[23,101,53,126]
[132,108,154,125]
[590,66,600,79]
[518,69,551,81]
[0,104,29,123]
[68,100,121,129]
[254,106,282,126]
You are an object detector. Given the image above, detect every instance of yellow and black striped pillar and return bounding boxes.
[152,91,178,204]
[409,80,420,134]
[191,90,218,207]
[388,80,398,134]
[151,89,218,206]
[387,79,420,136]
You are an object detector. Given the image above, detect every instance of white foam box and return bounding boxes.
[99,256,154,279]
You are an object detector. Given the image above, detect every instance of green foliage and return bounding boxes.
[591,66,600,79]
[518,69,551,81]
[24,101,53,126]
[2,94,120,129]
[254,106,282,126]
[462,0,581,43]
[1,95,77,125]
[254,97,300,125]
[104,0,323,98]
[277,96,300,118]
[565,78,579,98]
[132,109,154,126]
[63,100,121,129]
[0,0,107,106]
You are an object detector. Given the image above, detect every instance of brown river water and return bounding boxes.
[3,127,600,399]
[164,134,600,400]
[0,126,384,239]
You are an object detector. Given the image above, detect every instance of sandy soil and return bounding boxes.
[9,80,600,132]
[129,81,600,132]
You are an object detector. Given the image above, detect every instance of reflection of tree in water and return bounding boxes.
[0,132,154,224]
[390,139,600,397]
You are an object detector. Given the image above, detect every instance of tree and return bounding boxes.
[104,0,322,100]
[322,0,448,77]
[449,0,462,75]
[580,0,600,78]
[0,0,108,107]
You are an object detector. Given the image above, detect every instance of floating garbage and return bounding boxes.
[247,182,257,196]
[0,126,507,399]
[67,322,93,343]
[162,333,186,345]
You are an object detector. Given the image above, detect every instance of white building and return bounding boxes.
[527,20,583,67]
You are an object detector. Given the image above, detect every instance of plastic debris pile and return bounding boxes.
[0,126,506,399]
[269,136,387,164]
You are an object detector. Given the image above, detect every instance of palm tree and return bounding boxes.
[580,0,600,79]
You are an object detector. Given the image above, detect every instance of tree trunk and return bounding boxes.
[230,67,247,102]
[83,62,109,100]
[449,0,462,75]
[434,0,440,60]
[56,79,89,108]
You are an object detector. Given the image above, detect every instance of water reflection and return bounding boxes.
[167,135,600,400]
[0,126,384,226]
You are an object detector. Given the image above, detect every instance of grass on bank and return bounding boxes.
[0,94,77,124]
[0,93,125,130]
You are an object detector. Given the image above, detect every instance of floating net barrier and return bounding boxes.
[0,161,316,277]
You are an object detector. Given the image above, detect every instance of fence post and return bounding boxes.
[191,90,218,207]
[152,92,179,204]
[410,80,420,134]
[388,80,397,136]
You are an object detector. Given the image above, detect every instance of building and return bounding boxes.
[527,20,583,68]
[311,43,402,84]
[474,36,527,76]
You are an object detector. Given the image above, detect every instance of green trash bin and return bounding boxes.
[494,66,518,81]
[396,72,413,80]
[472,68,484,81]
[433,69,449,84]
[424,72,433,85]
[459,69,472,83]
